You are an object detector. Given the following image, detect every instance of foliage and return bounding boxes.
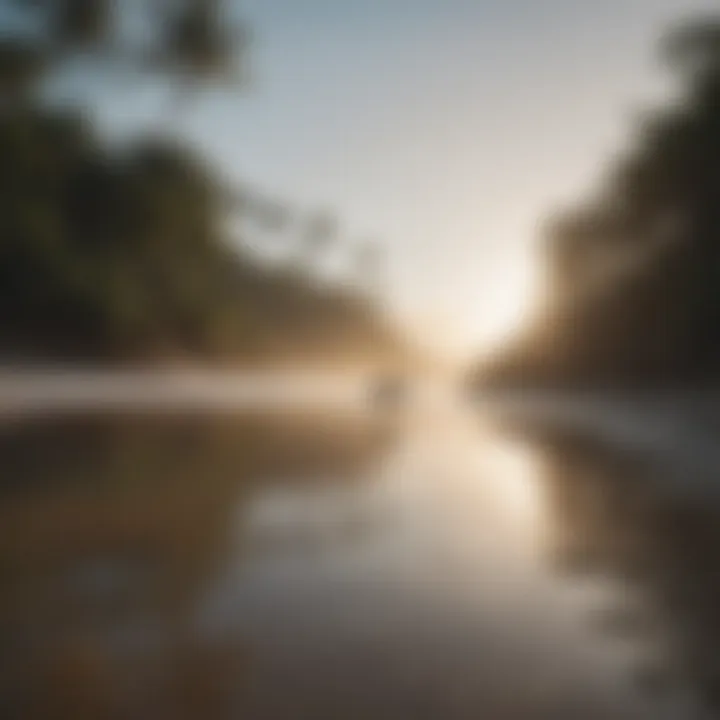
[476,16,720,389]
[0,0,403,365]
[0,0,246,92]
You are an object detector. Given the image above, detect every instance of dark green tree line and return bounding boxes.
[0,0,403,365]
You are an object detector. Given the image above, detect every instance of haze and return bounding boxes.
[86,0,716,360]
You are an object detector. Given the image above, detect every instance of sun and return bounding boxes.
[466,247,539,357]
[411,244,540,363]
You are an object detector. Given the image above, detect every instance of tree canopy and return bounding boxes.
[474,16,720,389]
[0,0,406,366]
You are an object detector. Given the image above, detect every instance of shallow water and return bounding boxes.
[0,384,717,719]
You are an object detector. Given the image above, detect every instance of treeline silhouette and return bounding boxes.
[0,0,404,365]
[475,16,720,389]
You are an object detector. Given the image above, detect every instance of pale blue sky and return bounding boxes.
[95,0,718,357]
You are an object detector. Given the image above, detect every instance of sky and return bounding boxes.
[98,0,719,359]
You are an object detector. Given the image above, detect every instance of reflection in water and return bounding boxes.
[200,403,668,720]
[0,393,715,719]
[0,411,389,720]
[503,413,720,718]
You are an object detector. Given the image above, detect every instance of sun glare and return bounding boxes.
[468,247,539,357]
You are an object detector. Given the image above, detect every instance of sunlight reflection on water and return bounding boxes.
[0,385,704,719]
[195,399,681,720]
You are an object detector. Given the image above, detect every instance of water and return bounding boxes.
[0,380,717,719]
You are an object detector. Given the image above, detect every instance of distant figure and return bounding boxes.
[368,374,408,412]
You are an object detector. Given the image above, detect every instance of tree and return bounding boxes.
[474,14,720,389]
[0,0,246,97]
[0,0,407,365]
